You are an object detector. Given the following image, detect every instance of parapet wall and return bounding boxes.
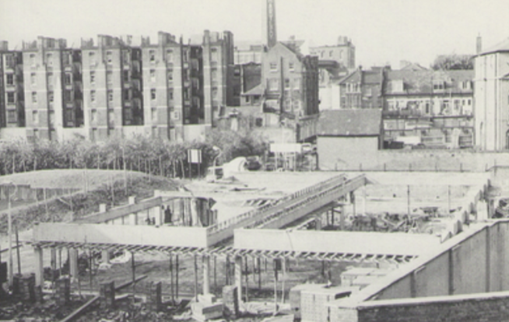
[317,143,509,172]
[33,222,210,248]
[353,291,509,322]
[330,220,509,322]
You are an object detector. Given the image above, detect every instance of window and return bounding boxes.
[106,51,113,64]
[289,62,294,71]
[150,69,156,82]
[65,110,75,124]
[7,110,17,123]
[123,50,130,64]
[166,49,173,62]
[124,89,130,100]
[270,62,277,71]
[173,111,180,120]
[108,90,113,101]
[285,78,290,89]
[212,88,218,98]
[91,90,96,102]
[64,90,72,102]
[149,50,155,62]
[64,73,72,85]
[30,54,36,67]
[168,89,174,101]
[211,69,217,81]
[5,55,14,67]
[329,51,333,57]
[211,48,218,62]
[468,99,471,105]
[167,70,173,82]
[123,70,129,82]
[151,89,156,100]
[7,92,15,103]
[48,92,54,103]
[6,74,14,85]
[90,71,95,84]
[46,53,53,66]
[32,92,37,103]
[106,72,113,86]
[182,50,188,62]
[31,73,36,85]
[32,110,39,124]
[89,52,96,66]
[91,109,97,123]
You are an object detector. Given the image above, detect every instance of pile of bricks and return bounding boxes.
[144,281,162,311]
[100,281,115,308]
[54,277,70,306]
[15,274,36,302]
[222,285,239,319]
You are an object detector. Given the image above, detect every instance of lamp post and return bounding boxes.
[120,146,127,196]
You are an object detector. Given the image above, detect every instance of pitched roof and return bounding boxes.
[479,37,509,56]
[317,109,382,136]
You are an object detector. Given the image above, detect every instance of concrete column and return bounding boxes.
[34,246,44,287]
[340,205,345,231]
[50,247,57,271]
[102,249,110,263]
[69,248,79,281]
[235,256,242,304]
[154,206,162,226]
[362,185,367,216]
[203,255,210,295]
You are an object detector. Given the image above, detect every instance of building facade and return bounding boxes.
[383,69,474,148]
[0,31,234,142]
[474,38,509,151]
[309,36,356,70]
[0,41,25,136]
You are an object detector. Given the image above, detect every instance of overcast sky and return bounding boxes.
[1,0,508,68]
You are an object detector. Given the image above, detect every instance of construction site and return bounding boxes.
[0,162,504,321]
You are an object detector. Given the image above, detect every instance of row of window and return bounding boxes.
[270,61,295,72]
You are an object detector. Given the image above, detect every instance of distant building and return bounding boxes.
[337,66,385,109]
[0,30,234,142]
[383,69,474,149]
[140,30,234,141]
[81,35,142,142]
[474,37,509,150]
[22,37,84,141]
[316,109,382,170]
[234,43,263,64]
[309,36,356,70]
[0,41,25,137]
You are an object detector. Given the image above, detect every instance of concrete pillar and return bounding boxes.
[34,246,43,287]
[154,206,162,226]
[340,205,345,231]
[203,255,210,295]
[99,203,107,213]
[362,185,367,216]
[234,256,242,304]
[69,248,79,281]
[128,196,136,205]
[130,213,137,225]
[102,249,110,263]
[50,247,57,271]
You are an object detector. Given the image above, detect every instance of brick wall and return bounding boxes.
[355,291,509,322]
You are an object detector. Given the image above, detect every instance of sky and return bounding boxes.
[0,0,508,68]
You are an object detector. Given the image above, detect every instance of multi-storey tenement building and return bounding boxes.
[140,30,234,141]
[22,36,85,141]
[0,30,234,142]
[474,37,509,151]
[0,41,25,135]
[81,35,143,142]
[336,66,385,109]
